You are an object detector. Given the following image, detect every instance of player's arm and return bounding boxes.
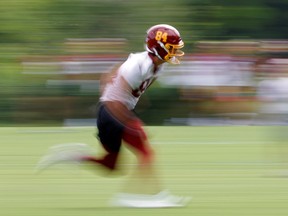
[104,76,137,125]
[104,76,147,141]
[102,59,144,128]
[99,63,122,94]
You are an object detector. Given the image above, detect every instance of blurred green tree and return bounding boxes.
[183,0,288,40]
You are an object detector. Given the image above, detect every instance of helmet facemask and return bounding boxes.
[151,40,184,64]
[162,41,184,64]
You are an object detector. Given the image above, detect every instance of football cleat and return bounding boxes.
[35,143,94,173]
[110,190,191,208]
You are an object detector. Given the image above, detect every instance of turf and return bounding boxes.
[1,125,288,216]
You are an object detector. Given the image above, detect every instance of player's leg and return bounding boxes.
[80,103,123,171]
[36,104,123,172]
[111,118,191,207]
[121,118,161,194]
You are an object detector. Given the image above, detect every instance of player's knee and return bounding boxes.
[139,147,154,165]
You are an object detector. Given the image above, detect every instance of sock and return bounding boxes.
[81,152,118,170]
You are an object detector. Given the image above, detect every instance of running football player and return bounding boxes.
[37,24,190,208]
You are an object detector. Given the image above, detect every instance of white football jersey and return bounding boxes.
[100,51,163,110]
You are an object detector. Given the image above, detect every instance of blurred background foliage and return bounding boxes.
[2,0,288,59]
[1,0,288,125]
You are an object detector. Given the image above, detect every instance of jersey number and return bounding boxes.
[155,31,167,43]
[132,78,155,97]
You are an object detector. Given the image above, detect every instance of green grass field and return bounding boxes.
[1,126,288,216]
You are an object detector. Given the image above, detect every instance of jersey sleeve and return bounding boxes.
[119,54,143,90]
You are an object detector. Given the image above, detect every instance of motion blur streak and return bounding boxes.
[1,0,288,215]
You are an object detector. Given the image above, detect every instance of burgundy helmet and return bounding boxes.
[146,24,184,64]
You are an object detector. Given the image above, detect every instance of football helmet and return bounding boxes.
[146,24,184,64]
